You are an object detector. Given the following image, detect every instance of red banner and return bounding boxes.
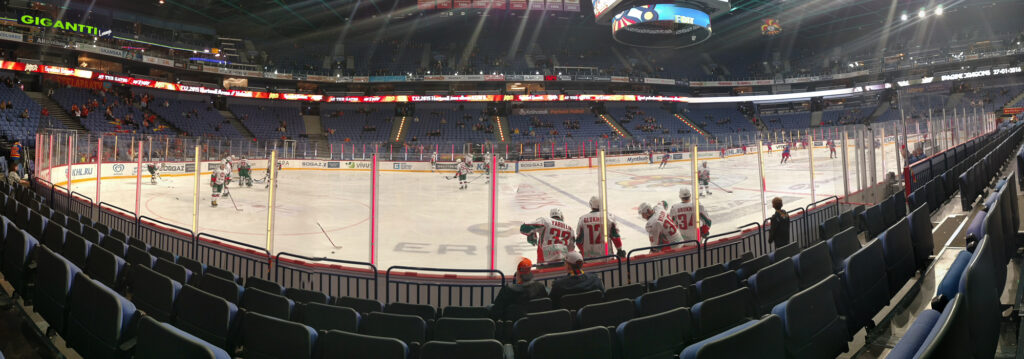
[545,0,562,10]
[1005,107,1023,115]
[492,0,506,9]
[417,0,435,10]
[528,0,544,10]
[562,0,579,11]
[454,0,471,8]
[436,0,452,8]
[473,0,489,7]
[509,0,527,9]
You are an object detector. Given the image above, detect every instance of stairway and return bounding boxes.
[673,113,711,140]
[302,114,329,156]
[389,116,409,143]
[493,116,510,142]
[28,92,85,131]
[141,107,184,135]
[221,110,255,138]
[598,113,632,139]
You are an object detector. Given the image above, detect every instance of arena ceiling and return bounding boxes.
[98,0,1021,43]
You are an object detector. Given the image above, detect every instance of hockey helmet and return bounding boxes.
[702,162,708,168]
[679,187,691,200]
[638,202,654,219]
[549,208,564,220]
[589,196,601,210]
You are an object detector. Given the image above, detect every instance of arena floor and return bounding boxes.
[71,143,906,271]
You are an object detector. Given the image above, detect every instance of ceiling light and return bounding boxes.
[900,13,908,21]
[935,5,943,15]
[918,9,926,18]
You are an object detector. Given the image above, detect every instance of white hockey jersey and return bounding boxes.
[576,211,622,258]
[669,202,707,242]
[521,217,576,263]
[645,206,684,250]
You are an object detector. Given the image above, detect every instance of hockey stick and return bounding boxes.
[709,180,734,193]
[224,187,243,211]
[317,221,342,251]
[466,173,487,183]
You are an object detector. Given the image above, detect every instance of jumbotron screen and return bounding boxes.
[592,0,729,24]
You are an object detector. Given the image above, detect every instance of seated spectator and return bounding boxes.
[548,252,603,306]
[19,109,28,119]
[490,258,548,321]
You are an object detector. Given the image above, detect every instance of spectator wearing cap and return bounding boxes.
[489,258,548,321]
[548,251,604,307]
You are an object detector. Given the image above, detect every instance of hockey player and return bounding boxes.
[430,151,438,172]
[670,188,712,242]
[520,208,576,264]
[659,153,670,169]
[781,145,791,164]
[221,157,233,194]
[238,159,253,187]
[484,152,492,183]
[146,162,161,184]
[638,202,684,252]
[210,164,228,207]
[498,156,506,171]
[698,162,711,196]
[456,158,470,190]
[828,140,837,159]
[576,196,625,258]
[767,142,773,154]
[648,150,654,164]
[265,161,282,188]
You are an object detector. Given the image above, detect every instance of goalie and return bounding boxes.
[147,163,161,184]
[238,158,253,187]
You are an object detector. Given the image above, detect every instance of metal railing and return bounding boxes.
[385,266,505,308]
[138,216,195,259]
[97,202,138,238]
[626,240,701,284]
[197,233,273,283]
[701,223,765,267]
[275,252,377,300]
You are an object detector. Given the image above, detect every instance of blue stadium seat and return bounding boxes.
[860,205,886,238]
[440,306,490,318]
[695,270,739,301]
[880,196,897,228]
[153,258,192,285]
[34,245,81,335]
[679,315,785,359]
[176,257,207,281]
[913,294,971,359]
[603,283,645,301]
[383,302,435,323]
[770,242,799,263]
[420,339,504,359]
[691,287,754,341]
[84,245,126,290]
[529,326,613,359]
[100,236,127,258]
[1,228,37,296]
[434,317,496,341]
[299,302,360,333]
[242,311,317,359]
[725,252,753,272]
[839,210,855,231]
[336,296,383,315]
[132,265,182,322]
[359,312,427,351]
[893,191,907,218]
[198,273,243,304]
[616,306,690,359]
[512,310,573,358]
[136,316,230,359]
[65,274,138,359]
[771,275,848,359]
[245,276,284,295]
[635,285,688,316]
[576,298,634,330]
[792,241,833,290]
[839,239,890,332]
[315,330,407,359]
[205,266,240,284]
[879,218,917,297]
[241,287,295,320]
[748,258,800,315]
[886,309,939,359]
[959,236,1001,359]
[906,205,934,271]
[285,287,330,305]
[559,289,604,311]
[693,264,726,281]
[818,216,841,241]
[735,254,770,281]
[935,250,971,303]
[652,271,693,291]
[826,227,860,273]
[175,285,240,353]
[41,221,65,251]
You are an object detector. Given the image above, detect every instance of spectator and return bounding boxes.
[489,258,548,321]
[19,109,28,119]
[548,251,603,306]
[7,162,25,187]
[768,197,790,248]
[9,140,22,170]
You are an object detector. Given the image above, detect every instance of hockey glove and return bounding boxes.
[527,233,538,246]
[616,248,626,258]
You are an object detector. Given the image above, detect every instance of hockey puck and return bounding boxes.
[331,251,335,254]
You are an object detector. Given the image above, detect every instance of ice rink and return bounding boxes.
[68,142,907,271]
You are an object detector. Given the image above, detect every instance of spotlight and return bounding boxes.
[918,9,926,18]
[900,13,908,21]
[935,5,943,15]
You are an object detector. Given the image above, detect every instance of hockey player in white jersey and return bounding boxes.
[456,158,470,190]
[520,208,577,264]
[669,188,712,242]
[483,152,492,183]
[698,162,711,196]
[221,157,234,194]
[430,151,438,172]
[576,196,626,258]
[210,164,228,207]
[638,202,684,252]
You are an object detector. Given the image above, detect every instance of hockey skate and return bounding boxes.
[211,200,218,207]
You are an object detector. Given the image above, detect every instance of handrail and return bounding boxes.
[99,201,136,218]
[70,191,93,202]
[807,196,839,211]
[139,215,194,237]
[275,252,377,273]
[196,232,271,256]
[385,266,506,305]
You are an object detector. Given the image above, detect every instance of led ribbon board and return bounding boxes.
[19,15,111,37]
[611,5,712,48]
